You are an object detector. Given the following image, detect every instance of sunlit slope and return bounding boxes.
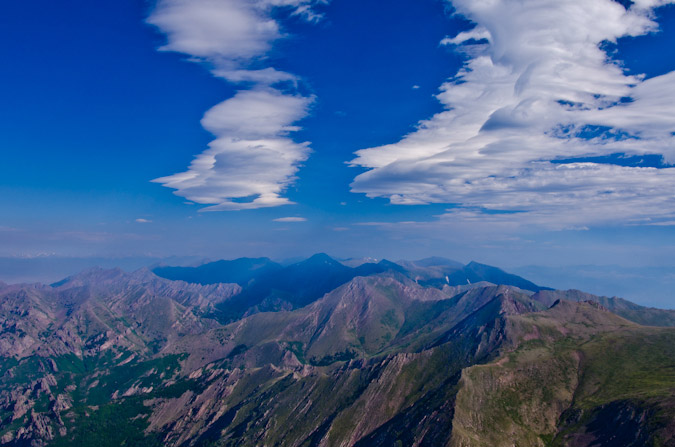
[451,300,675,447]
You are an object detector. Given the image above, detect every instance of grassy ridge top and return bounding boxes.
[451,301,675,447]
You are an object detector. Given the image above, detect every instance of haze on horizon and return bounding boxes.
[1,0,674,307]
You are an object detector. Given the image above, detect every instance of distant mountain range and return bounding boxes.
[152,255,550,322]
[1,254,674,446]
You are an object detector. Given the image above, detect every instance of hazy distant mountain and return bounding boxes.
[1,260,674,446]
[396,257,547,291]
[0,256,203,285]
[446,261,549,291]
[338,257,381,267]
[154,253,406,322]
[152,257,282,286]
[396,256,464,280]
[513,264,675,309]
[401,256,464,269]
[153,254,547,323]
[532,289,675,327]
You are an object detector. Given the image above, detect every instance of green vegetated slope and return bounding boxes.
[0,273,528,446]
[451,300,675,447]
[1,262,675,447]
[143,288,517,447]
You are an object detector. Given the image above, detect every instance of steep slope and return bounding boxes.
[153,254,550,321]
[395,257,464,282]
[167,277,539,372]
[450,300,675,447]
[0,271,539,447]
[165,274,455,370]
[397,258,548,292]
[0,270,243,446]
[0,269,241,356]
[206,254,407,322]
[0,284,61,358]
[152,257,282,287]
[446,261,548,292]
[49,268,240,354]
[132,280,538,447]
[532,289,675,327]
[1,266,674,447]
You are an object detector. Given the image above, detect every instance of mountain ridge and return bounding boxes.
[1,258,674,446]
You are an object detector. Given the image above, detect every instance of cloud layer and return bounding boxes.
[351,0,675,228]
[148,0,323,210]
[273,216,307,222]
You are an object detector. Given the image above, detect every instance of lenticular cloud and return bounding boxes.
[350,0,675,228]
[148,0,323,210]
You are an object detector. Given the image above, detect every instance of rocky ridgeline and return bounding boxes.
[0,256,674,446]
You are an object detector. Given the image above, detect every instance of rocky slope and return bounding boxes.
[450,300,675,446]
[532,289,675,327]
[0,256,673,446]
[152,255,547,322]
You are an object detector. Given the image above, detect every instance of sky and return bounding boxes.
[1,0,675,305]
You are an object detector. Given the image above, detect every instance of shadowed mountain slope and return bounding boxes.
[396,257,548,292]
[1,264,674,446]
[156,254,409,322]
[152,257,282,287]
[447,261,549,291]
[153,254,548,322]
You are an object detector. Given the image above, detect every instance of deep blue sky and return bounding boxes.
[0,0,457,213]
[0,0,465,250]
[1,0,674,306]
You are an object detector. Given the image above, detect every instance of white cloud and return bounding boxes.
[154,88,312,210]
[135,218,152,223]
[213,68,298,84]
[440,26,491,46]
[643,220,675,226]
[350,0,675,228]
[273,216,307,222]
[148,0,280,64]
[147,0,325,79]
[148,0,325,211]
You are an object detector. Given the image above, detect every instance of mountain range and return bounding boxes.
[0,254,673,446]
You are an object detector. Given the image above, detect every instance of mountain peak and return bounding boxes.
[153,257,282,286]
[301,253,339,265]
[128,267,160,282]
[461,261,547,292]
[52,266,126,288]
[376,259,403,269]
[2,258,675,447]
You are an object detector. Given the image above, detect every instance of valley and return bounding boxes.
[0,255,673,446]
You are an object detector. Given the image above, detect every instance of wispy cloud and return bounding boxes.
[350,0,675,228]
[135,218,152,223]
[643,220,675,226]
[273,216,307,222]
[148,0,325,210]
